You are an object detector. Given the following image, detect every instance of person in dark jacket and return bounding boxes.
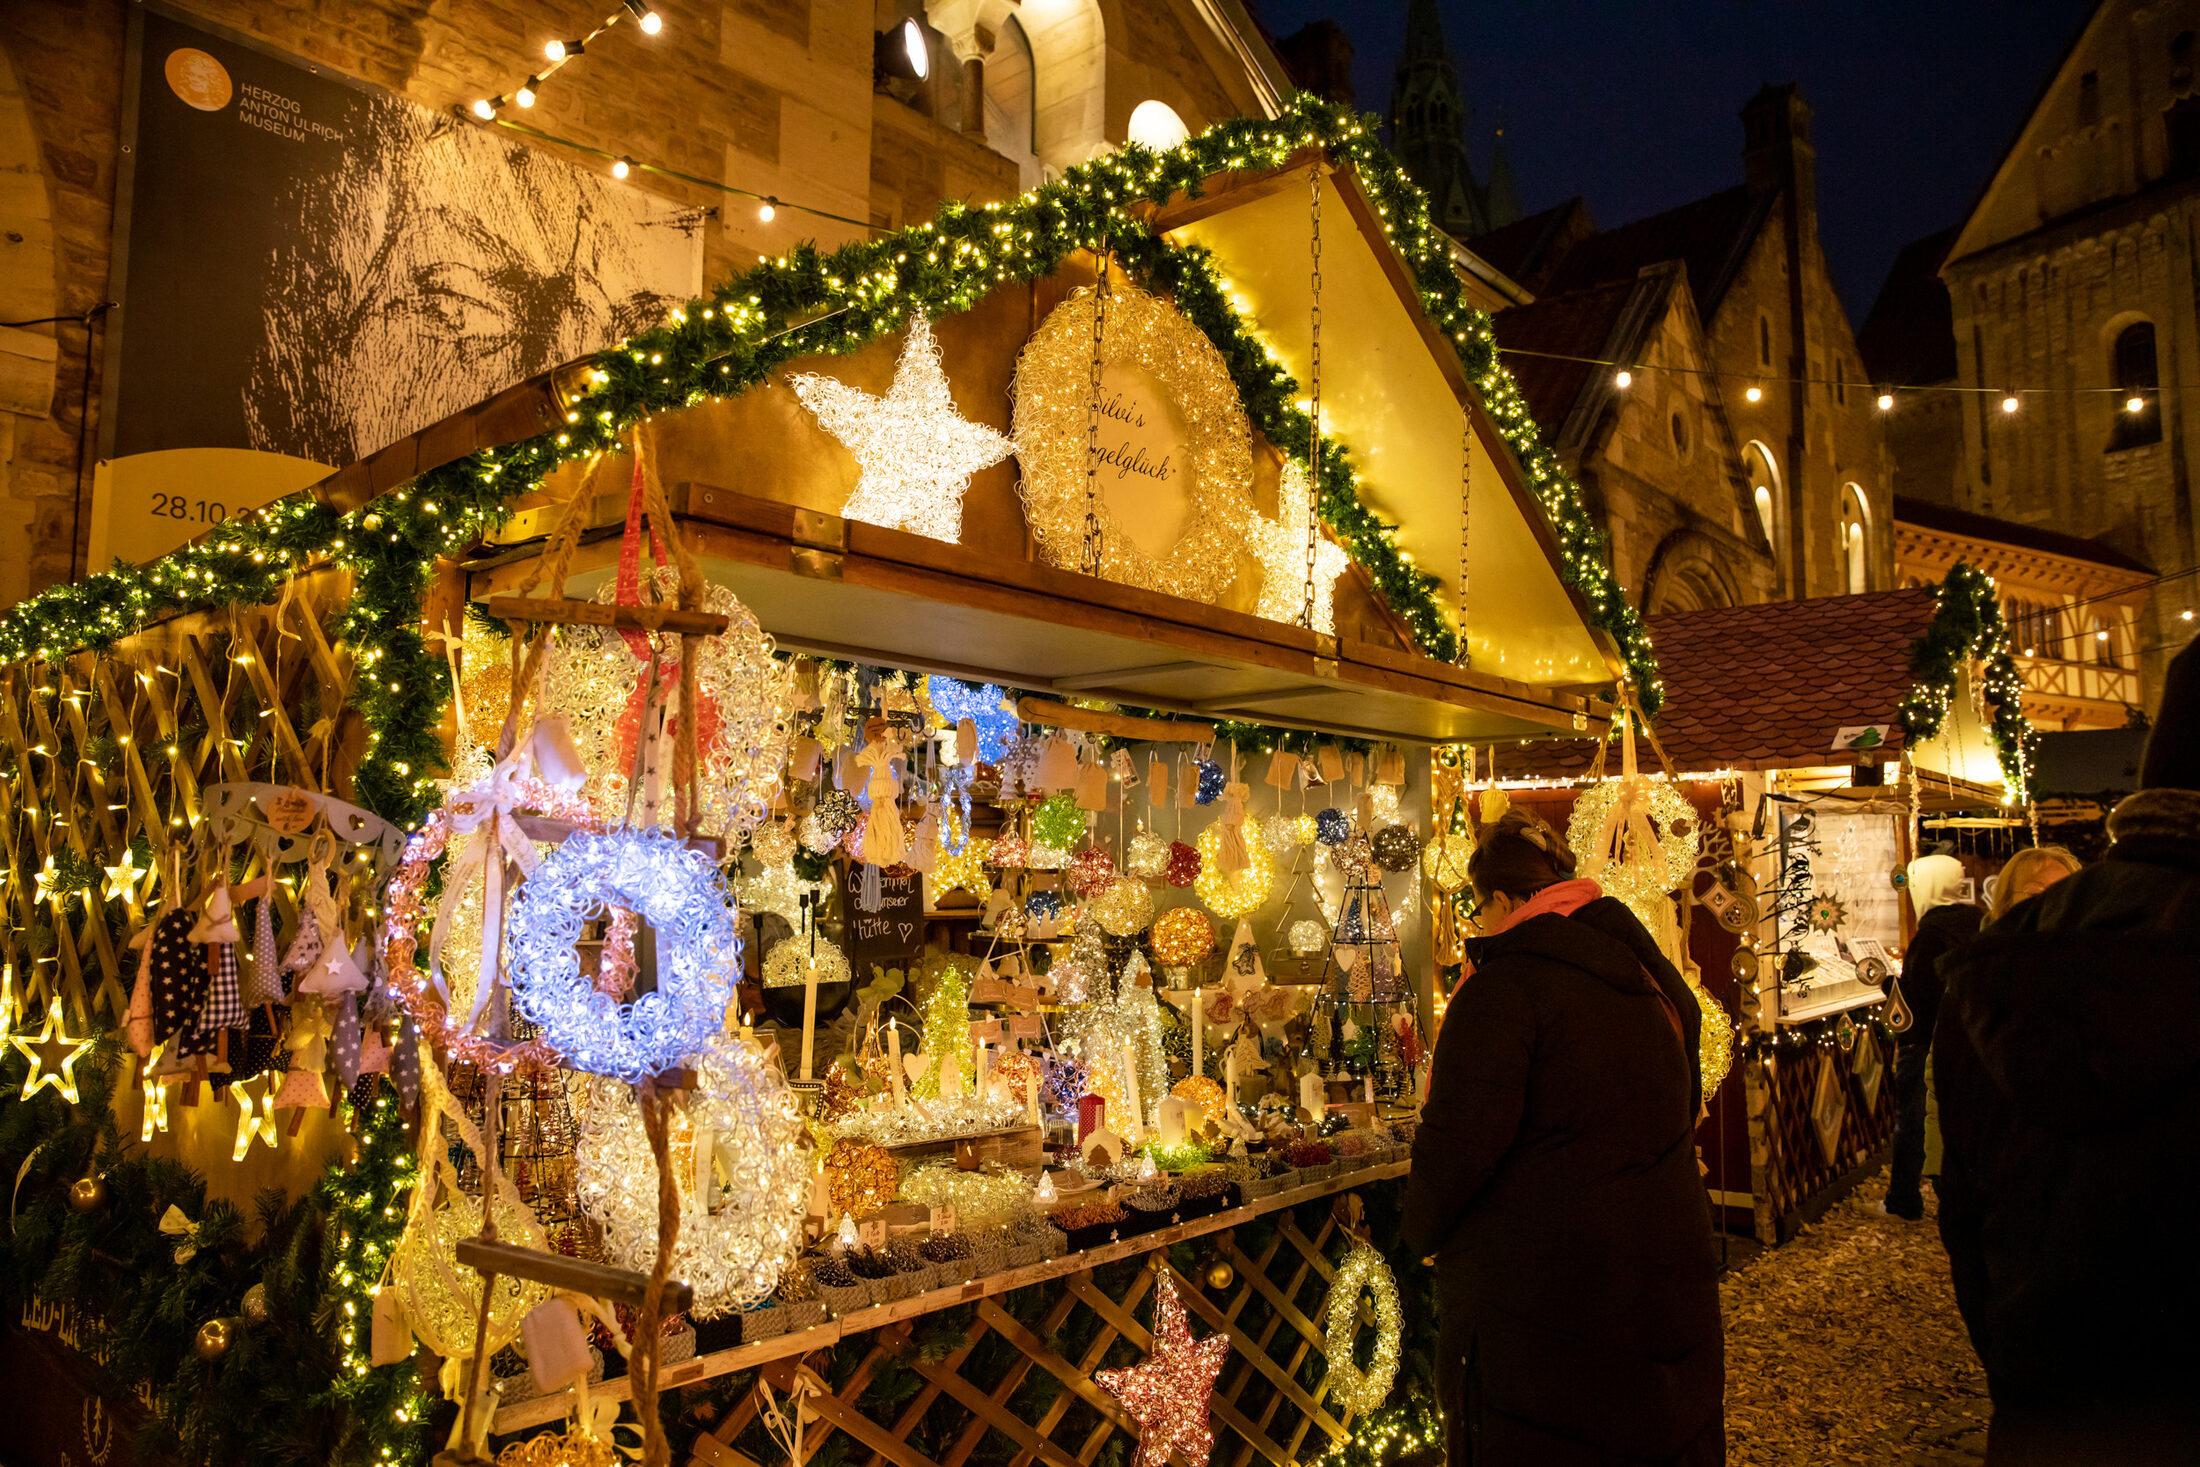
[1882,852,1981,1220]
[1405,808,1722,1467]
[1935,636,2200,1464]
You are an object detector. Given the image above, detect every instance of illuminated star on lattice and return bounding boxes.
[140,1059,170,1142]
[231,1074,280,1162]
[1096,1269,1231,1467]
[32,856,63,904]
[12,1006,93,1105]
[104,850,146,904]
[1248,463,1353,635]
[790,313,1015,543]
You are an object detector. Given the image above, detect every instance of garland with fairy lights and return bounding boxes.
[0,1041,428,1466]
[1897,562,2033,795]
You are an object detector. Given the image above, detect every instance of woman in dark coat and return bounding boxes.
[1404,809,1723,1466]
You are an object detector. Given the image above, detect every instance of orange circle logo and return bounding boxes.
[164,48,232,111]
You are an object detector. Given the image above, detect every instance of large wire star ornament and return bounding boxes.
[1097,1268,1231,1467]
[790,314,1015,543]
[1248,462,1353,635]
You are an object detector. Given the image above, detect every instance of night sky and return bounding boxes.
[1249,1,2090,321]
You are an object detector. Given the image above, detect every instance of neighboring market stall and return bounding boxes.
[0,100,1651,1467]
[1490,577,2030,1244]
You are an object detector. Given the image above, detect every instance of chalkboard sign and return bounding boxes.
[842,863,924,974]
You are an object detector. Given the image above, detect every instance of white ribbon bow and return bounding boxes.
[159,1204,200,1264]
[428,759,551,1035]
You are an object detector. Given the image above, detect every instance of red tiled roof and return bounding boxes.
[1508,588,1943,777]
[1491,280,1637,430]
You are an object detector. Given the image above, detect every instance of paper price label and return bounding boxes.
[858,1217,888,1251]
[929,1203,956,1236]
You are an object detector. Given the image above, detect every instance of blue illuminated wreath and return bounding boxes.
[506,826,743,1081]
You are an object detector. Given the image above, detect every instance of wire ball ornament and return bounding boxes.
[575,1033,810,1318]
[1068,847,1118,898]
[382,769,604,1078]
[1153,908,1216,967]
[1314,808,1351,846]
[504,826,744,1082]
[1566,774,1701,931]
[1126,830,1170,880]
[1089,877,1157,937]
[1370,824,1419,873]
[764,936,852,990]
[1322,1244,1402,1415]
[537,566,794,839]
[1421,830,1475,894]
[1287,919,1329,956]
[1163,840,1202,888]
[822,1138,899,1216]
[1195,823,1273,921]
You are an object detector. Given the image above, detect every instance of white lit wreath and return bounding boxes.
[764,936,852,990]
[1323,1243,1402,1415]
[576,1032,811,1317]
[505,826,742,1081]
[1194,822,1272,921]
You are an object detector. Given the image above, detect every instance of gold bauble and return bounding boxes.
[1204,1260,1236,1291]
[67,1175,106,1213]
[822,1139,898,1217]
[193,1318,233,1361]
[1153,908,1215,967]
[240,1281,271,1325]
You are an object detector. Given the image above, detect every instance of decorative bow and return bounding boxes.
[430,758,552,1034]
[159,1204,204,1264]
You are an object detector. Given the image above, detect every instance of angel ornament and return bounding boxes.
[856,732,906,867]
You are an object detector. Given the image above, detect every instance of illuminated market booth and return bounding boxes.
[1490,582,2030,1246]
[0,104,1685,1467]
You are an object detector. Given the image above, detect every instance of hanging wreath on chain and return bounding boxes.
[1322,1241,1402,1415]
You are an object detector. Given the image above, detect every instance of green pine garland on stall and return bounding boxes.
[1897,561,2034,794]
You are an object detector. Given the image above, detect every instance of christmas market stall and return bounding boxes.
[1485,576,2031,1245]
[0,101,1647,1467]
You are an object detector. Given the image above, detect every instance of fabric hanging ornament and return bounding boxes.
[332,992,365,1090]
[359,1022,393,1078]
[856,735,906,867]
[1264,750,1298,789]
[190,883,242,946]
[1075,750,1109,812]
[196,942,246,1050]
[300,936,371,998]
[1343,751,1365,788]
[273,1063,330,1110]
[125,949,155,1057]
[1148,755,1169,809]
[954,717,979,767]
[1319,746,1346,784]
[907,802,942,873]
[148,911,213,1059]
[1035,735,1079,791]
[1215,778,1251,874]
[392,1014,423,1106]
[238,896,283,1008]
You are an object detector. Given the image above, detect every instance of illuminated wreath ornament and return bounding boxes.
[1012,284,1254,604]
[1566,771,1699,942]
[576,1032,810,1318]
[1194,822,1272,921]
[382,760,603,1077]
[505,825,744,1082]
[1322,1244,1402,1415]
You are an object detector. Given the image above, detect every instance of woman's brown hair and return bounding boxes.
[1467,808,1579,903]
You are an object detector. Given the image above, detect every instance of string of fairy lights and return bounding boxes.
[467,1,663,121]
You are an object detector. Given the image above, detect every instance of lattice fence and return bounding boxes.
[677,1189,1407,1467]
[1753,1025,1896,1231]
[0,571,367,1026]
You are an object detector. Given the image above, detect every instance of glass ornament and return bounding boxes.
[1033,793,1087,850]
[575,1033,809,1317]
[1040,1053,1088,1119]
[1421,831,1475,894]
[1194,823,1272,921]
[1089,878,1156,937]
[504,826,743,1081]
[763,936,851,989]
[1163,840,1202,888]
[1126,830,1170,880]
[1153,908,1215,967]
[1370,824,1419,873]
[1288,919,1328,956]
[1068,847,1118,898]
[1314,808,1351,846]
[1193,760,1226,805]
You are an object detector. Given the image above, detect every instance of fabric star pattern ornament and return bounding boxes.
[791,313,1015,542]
[1096,1269,1230,1467]
[1248,463,1353,635]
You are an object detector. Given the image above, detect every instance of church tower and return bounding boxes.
[1389,0,1510,236]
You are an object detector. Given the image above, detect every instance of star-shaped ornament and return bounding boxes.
[230,1074,280,1162]
[1248,463,1354,635]
[140,1059,171,1141]
[12,1006,94,1104]
[32,855,63,903]
[104,850,147,904]
[1097,1269,1231,1467]
[790,313,1015,543]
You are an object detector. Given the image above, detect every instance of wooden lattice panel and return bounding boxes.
[0,572,365,1025]
[1754,1025,1896,1224]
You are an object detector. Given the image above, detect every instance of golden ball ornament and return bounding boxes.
[1287,919,1328,956]
[1171,1076,1226,1125]
[67,1175,106,1213]
[1090,877,1156,937]
[1370,824,1419,873]
[1194,823,1272,920]
[193,1317,233,1361]
[1152,908,1215,967]
[240,1282,270,1325]
[1421,831,1475,894]
[1204,1260,1236,1291]
[751,820,797,867]
[822,1139,898,1217]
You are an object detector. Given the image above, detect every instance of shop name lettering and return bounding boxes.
[1087,392,1175,484]
[21,1297,159,1411]
[236,83,339,143]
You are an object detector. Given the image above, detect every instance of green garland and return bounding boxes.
[1898,561,2033,793]
[0,1042,427,1465]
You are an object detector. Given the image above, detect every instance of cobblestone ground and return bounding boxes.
[1722,1181,1991,1466]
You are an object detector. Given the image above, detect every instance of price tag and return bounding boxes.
[970,976,1010,1005]
[858,1216,888,1251]
[968,1018,1010,1045]
[1009,1014,1043,1040]
[929,1203,956,1236]
[265,788,317,835]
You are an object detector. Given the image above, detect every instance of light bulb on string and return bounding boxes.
[759,197,778,222]
[1875,391,1894,411]
[2001,391,2020,414]
[612,156,631,179]
[515,78,539,107]
[1613,368,1631,389]
[544,38,571,60]
[2126,394,2147,413]
[471,96,499,119]
[624,0,664,33]
[1744,384,1763,403]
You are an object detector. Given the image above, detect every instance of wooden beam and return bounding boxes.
[1013,698,1213,744]
[453,1238,694,1314]
[483,595,732,637]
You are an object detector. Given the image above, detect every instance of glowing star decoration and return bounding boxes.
[32,855,63,903]
[11,1007,92,1104]
[736,861,835,924]
[790,313,1015,542]
[931,836,993,899]
[1096,1269,1231,1467]
[230,1074,280,1161]
[1247,463,1353,635]
[103,849,147,904]
[140,1060,170,1141]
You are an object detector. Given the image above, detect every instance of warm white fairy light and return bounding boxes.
[1194,823,1272,920]
[790,313,1015,542]
[576,1033,809,1318]
[1247,463,1352,634]
[764,936,850,989]
[1567,774,1699,939]
[736,860,834,923]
